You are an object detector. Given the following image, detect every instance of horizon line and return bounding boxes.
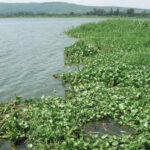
[0,1,149,10]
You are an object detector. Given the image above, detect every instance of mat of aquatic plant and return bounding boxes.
[1,20,150,149]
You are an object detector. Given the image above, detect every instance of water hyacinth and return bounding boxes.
[1,19,150,149]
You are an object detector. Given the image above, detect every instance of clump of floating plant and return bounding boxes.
[1,20,150,149]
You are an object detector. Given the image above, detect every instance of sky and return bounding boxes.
[0,0,150,9]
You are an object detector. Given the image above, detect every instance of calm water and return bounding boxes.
[0,18,106,102]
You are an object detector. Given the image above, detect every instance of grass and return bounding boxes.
[0,19,150,149]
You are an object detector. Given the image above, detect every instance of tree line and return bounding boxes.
[0,8,150,18]
[85,8,150,17]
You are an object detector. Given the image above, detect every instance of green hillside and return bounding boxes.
[0,2,150,14]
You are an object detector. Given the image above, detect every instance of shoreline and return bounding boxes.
[0,15,150,19]
[1,19,150,149]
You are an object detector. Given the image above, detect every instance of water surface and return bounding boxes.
[0,18,106,102]
[84,120,132,137]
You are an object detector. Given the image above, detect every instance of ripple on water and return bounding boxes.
[0,18,106,102]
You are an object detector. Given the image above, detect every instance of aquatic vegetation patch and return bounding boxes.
[1,19,150,149]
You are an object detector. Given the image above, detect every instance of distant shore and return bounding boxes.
[0,15,149,20]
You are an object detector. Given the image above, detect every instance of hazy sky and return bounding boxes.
[0,0,150,9]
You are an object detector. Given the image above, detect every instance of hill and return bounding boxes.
[0,2,150,15]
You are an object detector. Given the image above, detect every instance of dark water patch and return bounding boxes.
[0,139,27,150]
[0,139,11,150]
[84,119,132,138]
[15,142,27,150]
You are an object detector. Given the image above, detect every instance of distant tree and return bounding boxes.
[70,12,75,16]
[97,8,105,16]
[114,8,120,16]
[110,8,114,16]
[118,11,125,16]
[127,8,135,16]
[77,13,81,16]
[93,8,97,15]
[140,11,147,17]
[86,12,90,15]
[1,7,150,18]
[91,8,105,16]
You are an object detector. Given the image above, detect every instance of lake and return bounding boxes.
[0,18,106,102]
